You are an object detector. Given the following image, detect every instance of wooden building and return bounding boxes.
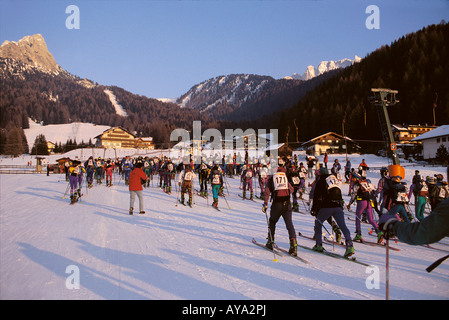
[392,124,437,144]
[301,132,360,155]
[95,127,155,149]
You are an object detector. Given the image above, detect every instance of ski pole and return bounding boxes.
[263,206,278,262]
[62,182,70,199]
[175,182,181,206]
[386,237,390,300]
[222,193,231,210]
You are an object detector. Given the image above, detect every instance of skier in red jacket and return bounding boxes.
[129,158,147,215]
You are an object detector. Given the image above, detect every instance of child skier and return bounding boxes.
[179,165,195,207]
[241,164,255,200]
[121,156,133,185]
[287,164,301,212]
[68,160,82,204]
[164,160,176,194]
[209,164,223,209]
[257,163,269,200]
[84,156,95,188]
[105,159,114,187]
[347,177,384,243]
[94,157,104,184]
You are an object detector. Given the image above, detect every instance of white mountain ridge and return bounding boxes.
[158,56,362,104]
[286,55,362,81]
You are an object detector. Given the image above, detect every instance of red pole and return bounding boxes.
[386,237,390,300]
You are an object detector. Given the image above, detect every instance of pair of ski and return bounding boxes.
[251,238,310,264]
[296,233,371,267]
[66,190,83,204]
[177,200,193,208]
[238,194,256,202]
[70,194,83,205]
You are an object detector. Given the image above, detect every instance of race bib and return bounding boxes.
[273,172,288,191]
[291,176,300,185]
[184,172,193,181]
[396,192,408,203]
[439,186,448,199]
[326,175,341,190]
[299,172,306,179]
[245,171,253,178]
[212,174,220,184]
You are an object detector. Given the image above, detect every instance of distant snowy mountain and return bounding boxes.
[287,56,362,81]
[176,74,274,112]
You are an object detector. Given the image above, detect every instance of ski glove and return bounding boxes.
[262,204,268,213]
[378,214,399,239]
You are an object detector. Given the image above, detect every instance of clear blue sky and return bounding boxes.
[1,0,448,99]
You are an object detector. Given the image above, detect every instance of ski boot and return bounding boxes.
[289,238,298,257]
[312,244,324,252]
[242,191,246,199]
[129,207,133,215]
[292,202,299,212]
[377,231,384,244]
[344,245,355,258]
[333,225,342,243]
[265,234,275,250]
[139,211,145,214]
[249,192,254,200]
[353,231,363,242]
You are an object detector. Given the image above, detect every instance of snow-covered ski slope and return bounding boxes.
[1,154,448,300]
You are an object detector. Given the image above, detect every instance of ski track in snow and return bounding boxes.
[1,155,449,300]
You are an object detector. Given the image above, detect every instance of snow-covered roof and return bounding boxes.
[412,125,449,141]
[392,124,408,131]
[301,132,355,146]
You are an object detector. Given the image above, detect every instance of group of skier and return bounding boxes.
[60,153,449,263]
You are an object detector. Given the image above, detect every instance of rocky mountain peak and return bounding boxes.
[0,34,61,74]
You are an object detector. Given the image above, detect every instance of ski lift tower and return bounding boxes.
[369,88,400,164]
[369,88,404,178]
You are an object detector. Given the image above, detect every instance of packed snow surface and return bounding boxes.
[1,152,448,300]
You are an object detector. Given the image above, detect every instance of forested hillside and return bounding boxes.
[273,22,449,147]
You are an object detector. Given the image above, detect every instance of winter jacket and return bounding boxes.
[392,198,449,245]
[129,167,147,191]
[264,169,294,204]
